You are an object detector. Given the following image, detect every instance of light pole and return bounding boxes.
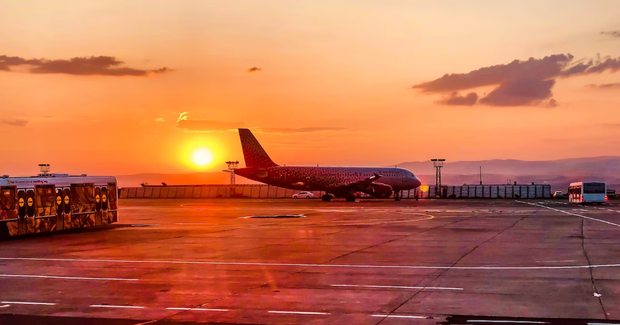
[225,161,239,185]
[431,159,445,198]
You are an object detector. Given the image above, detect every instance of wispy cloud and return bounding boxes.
[0,55,172,76]
[585,83,620,89]
[413,53,620,107]
[601,31,620,38]
[247,67,262,73]
[258,127,346,134]
[1,119,28,127]
[435,92,478,106]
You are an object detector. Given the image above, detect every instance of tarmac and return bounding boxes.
[1,198,620,324]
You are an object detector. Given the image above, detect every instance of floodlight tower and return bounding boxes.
[431,159,445,198]
[38,164,50,176]
[226,161,239,185]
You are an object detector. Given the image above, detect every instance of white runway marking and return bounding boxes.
[1,301,56,306]
[332,284,463,290]
[516,201,620,228]
[0,305,10,308]
[90,305,144,309]
[268,310,329,315]
[372,314,427,319]
[3,257,620,270]
[167,307,228,311]
[0,274,138,281]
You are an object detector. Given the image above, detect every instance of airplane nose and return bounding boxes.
[413,176,422,188]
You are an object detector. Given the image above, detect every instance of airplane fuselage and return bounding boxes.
[235,166,422,194]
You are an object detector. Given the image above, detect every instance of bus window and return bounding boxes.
[95,187,102,211]
[35,185,55,216]
[63,188,71,214]
[56,189,64,216]
[1,187,15,211]
[70,184,95,213]
[17,190,26,218]
[1,187,15,220]
[26,190,35,217]
[108,183,117,210]
[584,183,605,194]
[101,187,108,211]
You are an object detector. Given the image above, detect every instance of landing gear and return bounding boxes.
[321,194,332,202]
[394,191,401,201]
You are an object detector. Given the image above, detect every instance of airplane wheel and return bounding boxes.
[321,195,332,202]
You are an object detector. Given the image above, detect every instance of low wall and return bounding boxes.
[119,184,551,199]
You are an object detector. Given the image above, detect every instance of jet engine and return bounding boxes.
[366,183,393,198]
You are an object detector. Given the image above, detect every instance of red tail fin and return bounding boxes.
[238,129,278,168]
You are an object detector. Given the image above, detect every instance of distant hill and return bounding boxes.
[398,156,620,191]
[117,156,620,191]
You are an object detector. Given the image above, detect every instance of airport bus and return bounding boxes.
[0,172,118,238]
[568,182,607,204]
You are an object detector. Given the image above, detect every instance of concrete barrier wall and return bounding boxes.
[119,184,551,199]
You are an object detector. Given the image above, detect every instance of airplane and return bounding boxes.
[234,128,422,201]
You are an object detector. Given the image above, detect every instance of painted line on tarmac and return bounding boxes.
[331,284,463,290]
[467,320,548,324]
[167,307,228,311]
[268,310,330,315]
[90,304,144,309]
[371,314,428,319]
[516,200,620,228]
[0,305,9,308]
[4,256,620,270]
[1,301,56,306]
[0,274,138,281]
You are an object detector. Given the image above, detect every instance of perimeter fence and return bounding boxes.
[119,184,551,199]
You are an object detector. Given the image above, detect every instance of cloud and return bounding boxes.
[175,113,243,131]
[258,127,346,134]
[435,92,478,106]
[601,31,620,38]
[154,118,165,122]
[176,120,244,132]
[413,53,620,107]
[1,119,28,127]
[585,83,620,88]
[0,55,172,76]
[247,67,262,73]
[478,79,555,106]
[545,98,558,108]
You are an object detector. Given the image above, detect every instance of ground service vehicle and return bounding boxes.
[0,170,118,238]
[568,182,607,204]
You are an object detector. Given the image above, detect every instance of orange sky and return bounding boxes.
[1,0,620,176]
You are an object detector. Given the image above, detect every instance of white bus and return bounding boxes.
[1,171,118,238]
[568,182,607,204]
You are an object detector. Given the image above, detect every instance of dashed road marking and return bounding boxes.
[90,305,144,309]
[268,310,330,315]
[0,274,138,281]
[0,305,10,308]
[167,307,228,311]
[1,301,56,306]
[331,284,463,290]
[372,314,428,319]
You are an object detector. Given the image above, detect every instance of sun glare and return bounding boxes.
[192,149,214,167]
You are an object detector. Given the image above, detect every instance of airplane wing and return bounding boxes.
[344,173,382,189]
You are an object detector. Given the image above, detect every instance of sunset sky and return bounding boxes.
[1,0,620,176]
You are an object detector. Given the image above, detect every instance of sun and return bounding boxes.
[192,148,214,167]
